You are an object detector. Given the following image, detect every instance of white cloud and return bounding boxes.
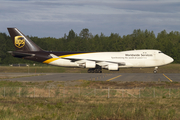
[0,0,180,38]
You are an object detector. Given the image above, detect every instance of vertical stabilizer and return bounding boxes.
[7,28,43,51]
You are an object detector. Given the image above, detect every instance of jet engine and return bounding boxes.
[85,61,96,68]
[107,64,119,71]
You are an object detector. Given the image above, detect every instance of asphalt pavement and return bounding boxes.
[1,73,179,82]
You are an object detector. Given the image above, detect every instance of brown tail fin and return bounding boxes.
[7,28,43,51]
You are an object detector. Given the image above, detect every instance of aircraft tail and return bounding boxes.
[7,28,43,51]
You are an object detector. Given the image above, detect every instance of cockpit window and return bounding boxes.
[158,51,163,53]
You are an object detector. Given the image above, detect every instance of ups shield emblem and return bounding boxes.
[14,36,25,48]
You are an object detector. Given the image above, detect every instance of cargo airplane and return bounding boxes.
[7,28,174,73]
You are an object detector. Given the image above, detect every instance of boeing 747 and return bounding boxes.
[7,28,174,73]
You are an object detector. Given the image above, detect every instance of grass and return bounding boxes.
[0,80,179,119]
[0,80,46,87]
[78,80,180,88]
[0,66,66,73]
[1,79,180,88]
[0,63,180,73]
[0,97,179,120]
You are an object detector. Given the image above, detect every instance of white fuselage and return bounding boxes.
[48,50,174,69]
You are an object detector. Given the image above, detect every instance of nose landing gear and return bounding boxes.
[153,67,158,74]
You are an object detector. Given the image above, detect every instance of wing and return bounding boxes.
[50,54,126,70]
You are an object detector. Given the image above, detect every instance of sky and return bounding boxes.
[0,0,180,38]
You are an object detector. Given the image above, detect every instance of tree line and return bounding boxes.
[0,28,180,65]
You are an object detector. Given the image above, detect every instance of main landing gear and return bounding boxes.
[88,65,102,73]
[153,67,158,74]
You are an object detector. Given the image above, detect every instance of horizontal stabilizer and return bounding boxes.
[8,51,35,58]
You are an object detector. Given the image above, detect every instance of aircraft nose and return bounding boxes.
[165,56,174,64]
[170,57,174,63]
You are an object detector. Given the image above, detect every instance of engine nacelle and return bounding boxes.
[85,61,96,68]
[107,64,119,71]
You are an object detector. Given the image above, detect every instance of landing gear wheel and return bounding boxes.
[87,65,102,73]
[153,70,157,74]
[88,68,94,73]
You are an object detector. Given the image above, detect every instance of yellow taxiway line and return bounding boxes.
[106,75,122,81]
[163,74,173,82]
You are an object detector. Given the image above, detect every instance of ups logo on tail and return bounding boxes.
[14,36,25,48]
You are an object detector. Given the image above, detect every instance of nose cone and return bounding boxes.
[165,56,174,64]
[170,57,174,63]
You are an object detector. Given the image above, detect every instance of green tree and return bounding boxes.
[0,28,180,64]
[79,28,92,40]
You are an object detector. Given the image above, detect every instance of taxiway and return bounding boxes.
[1,73,179,82]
